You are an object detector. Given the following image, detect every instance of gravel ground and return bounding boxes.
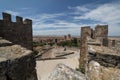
[36,47,80,80]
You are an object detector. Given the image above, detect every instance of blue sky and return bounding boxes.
[0,0,120,36]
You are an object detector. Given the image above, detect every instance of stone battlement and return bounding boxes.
[0,12,37,80]
[0,12,33,50]
[1,12,32,25]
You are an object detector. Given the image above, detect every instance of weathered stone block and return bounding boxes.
[95,25,108,38]
[0,54,38,80]
[16,16,23,23]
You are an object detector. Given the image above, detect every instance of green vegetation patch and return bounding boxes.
[33,42,46,47]
[76,65,85,74]
[57,38,80,48]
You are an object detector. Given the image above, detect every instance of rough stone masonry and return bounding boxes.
[0,12,33,50]
[0,12,37,80]
[80,25,108,68]
[80,25,120,80]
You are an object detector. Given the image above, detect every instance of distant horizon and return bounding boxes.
[33,34,80,37]
[33,35,120,37]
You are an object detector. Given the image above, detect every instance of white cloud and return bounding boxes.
[68,6,89,12]
[32,13,98,36]
[34,20,79,28]
[32,2,120,36]
[74,2,120,36]
[32,13,64,22]
[4,10,20,16]
[74,3,120,24]
[21,8,32,10]
[68,6,90,15]
[33,19,96,36]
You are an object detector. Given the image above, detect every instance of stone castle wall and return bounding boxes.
[80,25,108,68]
[88,51,120,69]
[87,45,120,80]
[0,53,37,80]
[108,39,120,53]
[80,25,120,80]
[0,12,33,50]
[95,25,108,38]
[0,12,37,80]
[95,25,108,46]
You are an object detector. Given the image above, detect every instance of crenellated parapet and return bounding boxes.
[0,12,37,80]
[0,12,33,50]
[1,12,32,25]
